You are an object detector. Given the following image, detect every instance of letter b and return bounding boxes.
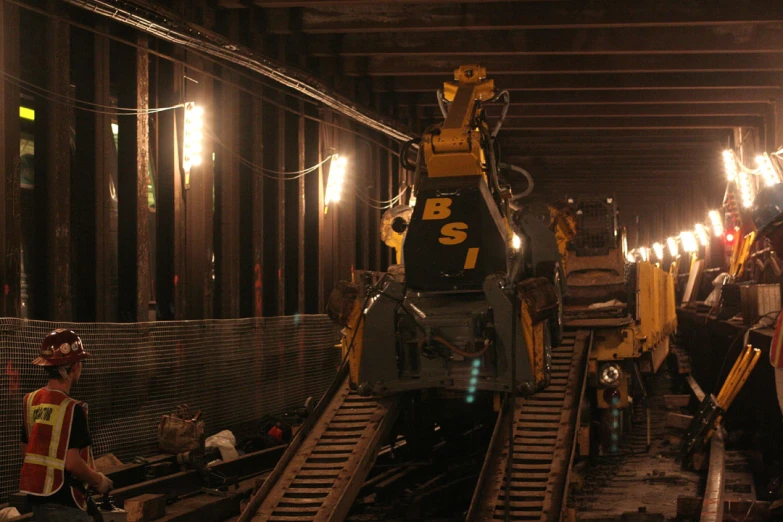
[422,198,452,220]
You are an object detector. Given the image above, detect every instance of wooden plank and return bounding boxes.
[125,493,166,522]
[666,412,694,430]
[0,0,20,318]
[687,375,707,402]
[677,496,770,522]
[664,395,692,409]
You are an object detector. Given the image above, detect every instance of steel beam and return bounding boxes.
[412,89,780,106]
[487,115,762,130]
[94,26,114,321]
[44,0,71,320]
[256,0,533,5]
[216,68,241,318]
[771,89,783,153]
[381,72,783,92]
[0,0,20,318]
[346,53,783,77]
[117,32,151,322]
[251,96,265,316]
[317,109,332,313]
[299,2,783,33]
[72,26,99,321]
[504,145,721,156]
[298,111,307,313]
[156,51,185,320]
[183,51,215,319]
[330,24,783,56]
[276,37,286,316]
[243,10,264,318]
[476,103,769,118]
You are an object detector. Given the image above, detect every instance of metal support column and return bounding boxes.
[44,0,71,320]
[156,52,184,320]
[250,95,264,317]
[318,110,331,313]
[0,0,20,318]
[276,40,286,315]
[184,52,214,319]
[298,110,306,313]
[117,33,151,322]
[216,68,241,318]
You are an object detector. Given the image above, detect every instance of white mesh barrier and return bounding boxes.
[0,316,340,502]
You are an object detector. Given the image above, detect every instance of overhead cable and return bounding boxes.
[61,0,415,143]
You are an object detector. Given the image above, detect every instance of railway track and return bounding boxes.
[242,330,591,522]
[248,377,399,522]
[468,330,590,522]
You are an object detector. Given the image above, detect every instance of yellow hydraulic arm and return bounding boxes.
[423,65,497,178]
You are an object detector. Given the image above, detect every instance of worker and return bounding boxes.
[19,329,112,521]
[753,184,783,416]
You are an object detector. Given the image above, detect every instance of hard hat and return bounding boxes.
[752,183,783,236]
[32,329,90,367]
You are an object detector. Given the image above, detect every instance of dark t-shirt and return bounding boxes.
[21,402,93,508]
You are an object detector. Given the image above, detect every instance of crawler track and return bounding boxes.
[468,330,590,521]
[250,377,399,522]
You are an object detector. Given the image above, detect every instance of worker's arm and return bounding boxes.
[64,448,103,487]
[64,404,113,493]
[20,443,27,458]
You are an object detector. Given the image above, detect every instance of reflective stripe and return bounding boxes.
[23,453,65,468]
[25,392,35,439]
[45,398,72,494]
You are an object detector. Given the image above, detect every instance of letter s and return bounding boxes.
[439,222,468,245]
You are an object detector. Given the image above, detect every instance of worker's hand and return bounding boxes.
[94,473,113,494]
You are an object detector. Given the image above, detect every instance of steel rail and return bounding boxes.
[468,330,590,522]
[700,428,726,522]
[59,0,416,143]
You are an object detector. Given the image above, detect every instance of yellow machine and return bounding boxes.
[554,197,677,453]
[328,65,564,406]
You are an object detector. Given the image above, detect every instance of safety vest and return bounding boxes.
[19,388,95,510]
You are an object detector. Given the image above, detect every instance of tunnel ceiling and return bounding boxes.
[206,0,778,230]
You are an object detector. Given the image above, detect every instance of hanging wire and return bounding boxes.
[209,123,408,209]
[5,0,404,158]
[352,185,408,209]
[206,126,333,180]
[2,72,183,116]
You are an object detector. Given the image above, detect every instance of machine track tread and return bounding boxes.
[468,330,590,522]
[252,376,399,522]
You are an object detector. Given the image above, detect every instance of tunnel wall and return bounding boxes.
[0,2,405,323]
[0,315,340,502]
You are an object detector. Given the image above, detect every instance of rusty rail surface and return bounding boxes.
[700,428,726,522]
[467,330,590,521]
